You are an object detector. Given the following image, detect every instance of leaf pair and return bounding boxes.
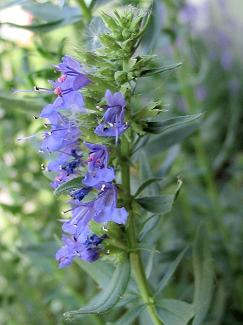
[63,259,130,320]
[136,178,182,215]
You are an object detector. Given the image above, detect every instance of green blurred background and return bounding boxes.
[0,0,243,324]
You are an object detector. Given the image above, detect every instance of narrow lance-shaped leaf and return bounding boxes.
[138,150,160,196]
[157,299,194,325]
[192,225,214,325]
[22,3,81,22]
[136,178,182,214]
[139,214,160,241]
[134,177,163,198]
[0,3,82,33]
[114,304,146,325]
[145,114,203,153]
[140,62,182,77]
[0,20,65,33]
[136,195,174,215]
[63,259,130,319]
[207,281,226,325]
[155,247,188,296]
[139,0,163,54]
[143,114,202,134]
[54,176,83,196]
[76,260,114,290]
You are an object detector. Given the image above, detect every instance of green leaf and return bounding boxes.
[145,114,202,154]
[155,247,188,296]
[157,145,180,177]
[22,3,81,22]
[139,214,160,241]
[114,304,146,325]
[101,12,120,32]
[64,259,130,319]
[1,4,82,33]
[206,282,226,325]
[192,225,214,325]
[0,20,65,33]
[136,179,182,214]
[144,114,202,134]
[99,34,121,50]
[54,176,83,196]
[77,260,114,290]
[134,177,163,198]
[157,299,194,325]
[133,100,163,120]
[138,150,160,196]
[136,195,174,214]
[139,0,163,53]
[140,62,182,77]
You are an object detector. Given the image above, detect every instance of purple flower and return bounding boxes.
[52,56,90,112]
[62,183,127,240]
[83,142,115,186]
[40,103,58,121]
[95,90,128,140]
[62,202,96,238]
[50,169,71,189]
[85,142,109,170]
[40,117,80,153]
[93,183,128,224]
[83,168,115,187]
[47,147,82,172]
[55,56,89,82]
[56,233,105,268]
[50,78,86,113]
[15,56,89,115]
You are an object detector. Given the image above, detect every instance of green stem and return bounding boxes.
[120,137,163,325]
[76,0,92,21]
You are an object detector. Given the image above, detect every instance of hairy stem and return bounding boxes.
[120,136,163,325]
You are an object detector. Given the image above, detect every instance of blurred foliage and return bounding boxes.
[0,0,243,324]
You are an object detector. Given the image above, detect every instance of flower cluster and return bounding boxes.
[31,56,128,268]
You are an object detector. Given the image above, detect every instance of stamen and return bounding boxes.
[54,87,62,96]
[63,207,75,214]
[17,134,38,141]
[41,163,46,170]
[14,89,37,94]
[57,75,67,83]
[14,86,52,94]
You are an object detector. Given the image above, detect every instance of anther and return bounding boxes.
[41,163,46,170]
